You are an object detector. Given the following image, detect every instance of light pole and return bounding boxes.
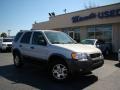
[8,30,11,37]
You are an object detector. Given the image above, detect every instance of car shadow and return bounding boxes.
[104,53,118,61]
[115,63,120,68]
[0,64,98,90]
[0,50,11,53]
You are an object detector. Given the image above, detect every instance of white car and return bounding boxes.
[81,39,112,55]
[12,30,104,81]
[0,37,13,52]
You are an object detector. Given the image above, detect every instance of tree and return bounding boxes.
[1,32,7,38]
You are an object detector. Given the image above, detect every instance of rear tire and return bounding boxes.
[13,54,23,68]
[0,49,3,53]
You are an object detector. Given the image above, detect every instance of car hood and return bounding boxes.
[53,44,101,54]
[2,42,12,45]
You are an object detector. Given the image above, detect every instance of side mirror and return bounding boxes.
[37,40,47,46]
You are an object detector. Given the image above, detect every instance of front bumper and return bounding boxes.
[67,59,104,73]
[1,46,12,51]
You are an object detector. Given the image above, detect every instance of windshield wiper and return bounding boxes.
[52,41,77,44]
[68,42,78,44]
[52,41,60,44]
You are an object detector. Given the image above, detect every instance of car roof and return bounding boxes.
[19,30,60,33]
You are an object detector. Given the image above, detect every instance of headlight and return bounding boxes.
[71,52,88,61]
[2,44,7,46]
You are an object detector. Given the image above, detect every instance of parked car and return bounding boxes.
[12,30,104,81]
[0,37,13,52]
[81,39,112,55]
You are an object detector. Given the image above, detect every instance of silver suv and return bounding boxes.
[12,30,104,81]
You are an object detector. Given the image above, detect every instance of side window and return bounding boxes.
[96,40,105,45]
[14,32,23,42]
[20,32,32,44]
[32,32,47,46]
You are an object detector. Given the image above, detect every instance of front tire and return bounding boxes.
[13,54,23,68]
[49,61,70,81]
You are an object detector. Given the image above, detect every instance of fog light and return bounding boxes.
[80,69,83,71]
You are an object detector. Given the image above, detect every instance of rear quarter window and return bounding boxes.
[14,32,23,42]
[20,32,32,44]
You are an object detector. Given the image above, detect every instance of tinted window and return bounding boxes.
[32,32,46,45]
[45,31,76,44]
[20,32,32,44]
[81,39,95,45]
[87,25,112,43]
[96,40,105,45]
[14,32,23,42]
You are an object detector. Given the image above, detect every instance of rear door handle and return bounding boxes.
[30,46,34,49]
[19,45,22,47]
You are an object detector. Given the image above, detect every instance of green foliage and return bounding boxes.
[0,32,7,38]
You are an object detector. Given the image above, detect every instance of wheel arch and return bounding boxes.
[48,53,68,65]
[12,48,21,57]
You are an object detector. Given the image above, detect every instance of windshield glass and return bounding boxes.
[81,39,95,45]
[44,31,76,44]
[3,39,13,42]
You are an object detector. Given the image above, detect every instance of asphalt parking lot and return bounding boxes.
[0,52,120,90]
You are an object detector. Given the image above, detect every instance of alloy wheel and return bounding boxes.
[52,64,68,80]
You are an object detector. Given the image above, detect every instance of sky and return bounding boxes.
[0,0,120,36]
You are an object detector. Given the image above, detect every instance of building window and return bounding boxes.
[88,27,95,39]
[74,29,80,43]
[68,31,74,39]
[87,25,112,43]
[62,28,81,43]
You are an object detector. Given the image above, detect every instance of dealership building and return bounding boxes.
[32,3,120,52]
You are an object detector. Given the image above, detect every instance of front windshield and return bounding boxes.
[44,31,76,44]
[81,39,95,45]
[3,39,13,42]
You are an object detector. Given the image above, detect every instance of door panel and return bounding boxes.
[19,32,32,56]
[30,32,49,60]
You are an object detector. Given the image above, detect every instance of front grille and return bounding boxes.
[90,53,101,58]
[7,44,12,47]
